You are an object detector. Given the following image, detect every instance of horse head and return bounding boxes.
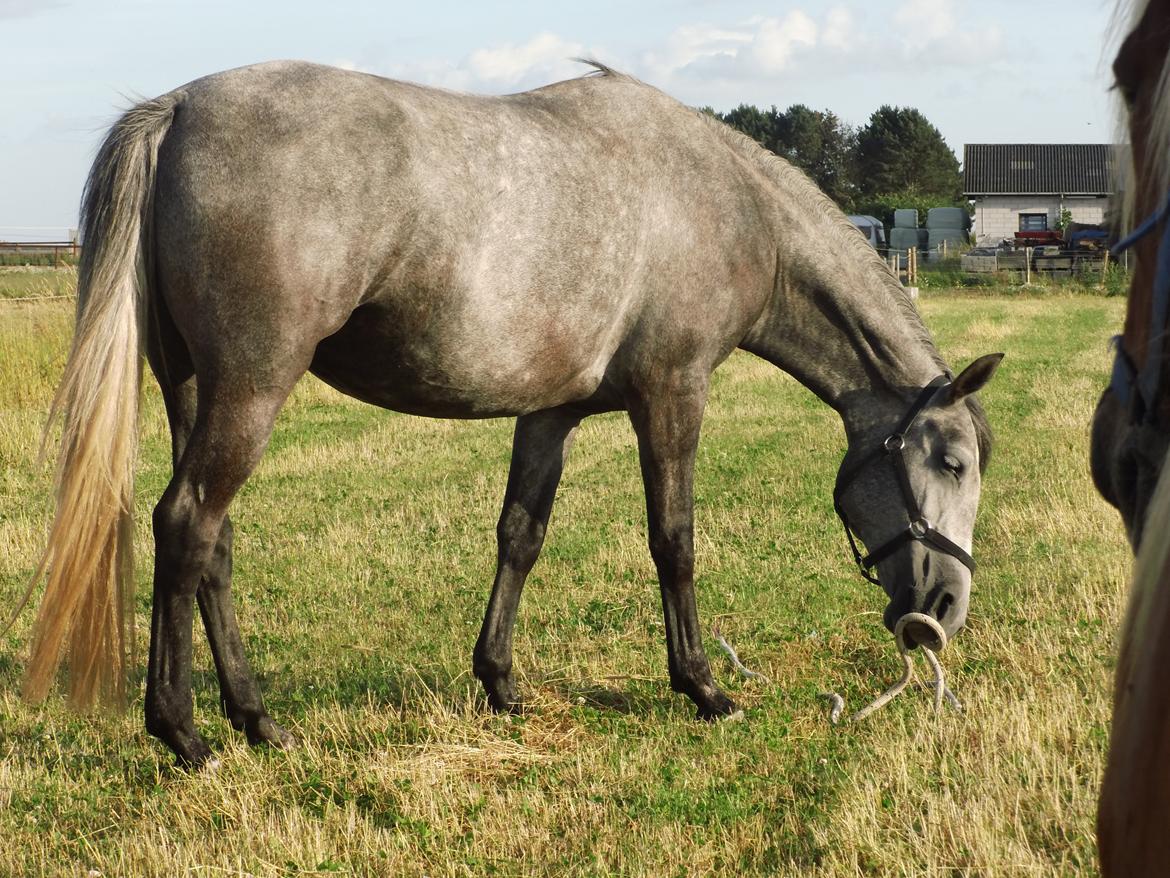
[1091,0,1170,547]
[835,355,1001,648]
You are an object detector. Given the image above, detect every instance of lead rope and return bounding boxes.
[820,613,962,725]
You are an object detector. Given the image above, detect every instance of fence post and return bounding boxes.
[1025,247,1032,285]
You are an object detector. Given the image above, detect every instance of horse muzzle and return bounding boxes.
[881,546,969,648]
[1091,387,1169,548]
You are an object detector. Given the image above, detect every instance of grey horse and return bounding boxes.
[21,61,1000,767]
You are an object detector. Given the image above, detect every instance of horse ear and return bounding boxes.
[944,353,1004,403]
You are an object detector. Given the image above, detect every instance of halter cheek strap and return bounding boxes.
[834,375,976,587]
[1110,189,1170,423]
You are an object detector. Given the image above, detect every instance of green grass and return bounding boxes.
[0,289,1128,876]
[0,266,78,300]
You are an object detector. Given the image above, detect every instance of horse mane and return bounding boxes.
[575,59,634,82]
[1112,0,1170,232]
[698,113,942,359]
[575,60,994,468]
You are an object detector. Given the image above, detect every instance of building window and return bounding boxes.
[1019,213,1048,231]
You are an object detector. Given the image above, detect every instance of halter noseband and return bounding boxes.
[834,375,976,586]
[1109,189,1170,424]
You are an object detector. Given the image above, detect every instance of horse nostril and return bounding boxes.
[936,593,954,624]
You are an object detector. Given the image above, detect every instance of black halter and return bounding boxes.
[834,375,976,587]
[1109,189,1170,425]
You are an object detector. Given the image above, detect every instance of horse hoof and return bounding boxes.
[489,697,525,716]
[695,691,739,722]
[481,678,522,714]
[248,716,297,749]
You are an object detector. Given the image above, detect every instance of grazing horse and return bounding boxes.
[1095,1,1170,873]
[20,62,999,767]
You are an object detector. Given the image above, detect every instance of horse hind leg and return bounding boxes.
[145,317,303,764]
[194,516,293,748]
[147,300,295,756]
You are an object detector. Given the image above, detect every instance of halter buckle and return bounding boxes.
[909,517,931,539]
[883,433,905,453]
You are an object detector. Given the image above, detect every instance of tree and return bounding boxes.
[854,105,961,201]
[717,103,857,207]
[775,104,857,206]
[718,104,784,155]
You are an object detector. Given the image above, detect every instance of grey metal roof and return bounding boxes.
[963,144,1117,196]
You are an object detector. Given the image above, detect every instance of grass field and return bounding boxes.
[0,276,1129,876]
[0,266,78,301]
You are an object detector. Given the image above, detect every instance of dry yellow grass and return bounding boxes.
[0,291,1129,876]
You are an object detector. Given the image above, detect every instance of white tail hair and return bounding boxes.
[14,94,178,709]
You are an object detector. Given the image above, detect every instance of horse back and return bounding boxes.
[150,61,777,415]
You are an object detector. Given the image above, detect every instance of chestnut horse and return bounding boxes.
[1094,1,1170,873]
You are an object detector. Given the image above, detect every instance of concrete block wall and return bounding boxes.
[971,195,1109,243]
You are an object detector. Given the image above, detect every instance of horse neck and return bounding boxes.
[741,210,945,437]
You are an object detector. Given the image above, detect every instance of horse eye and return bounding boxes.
[942,454,964,476]
[1113,80,1138,107]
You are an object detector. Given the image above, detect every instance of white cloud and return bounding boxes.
[822,7,856,52]
[638,10,831,88]
[891,0,1002,63]
[467,33,588,86]
[354,2,1004,104]
[749,11,818,73]
[370,33,600,94]
[895,0,957,46]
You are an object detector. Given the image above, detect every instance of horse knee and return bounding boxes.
[648,525,694,582]
[497,505,545,572]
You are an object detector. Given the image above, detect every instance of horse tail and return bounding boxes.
[16,94,179,709]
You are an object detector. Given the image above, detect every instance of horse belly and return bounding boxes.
[309,302,611,418]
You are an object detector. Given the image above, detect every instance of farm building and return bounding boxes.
[963,144,1119,244]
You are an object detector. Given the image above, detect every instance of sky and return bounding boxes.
[1,0,1124,237]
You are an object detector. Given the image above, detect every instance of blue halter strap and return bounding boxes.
[1109,189,1170,423]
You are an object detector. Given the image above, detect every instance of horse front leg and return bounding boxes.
[628,377,737,720]
[474,408,582,712]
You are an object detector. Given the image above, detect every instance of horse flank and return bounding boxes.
[17,94,179,708]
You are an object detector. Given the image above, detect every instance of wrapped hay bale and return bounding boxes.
[894,208,918,228]
[927,228,969,260]
[926,207,969,230]
[888,227,921,256]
